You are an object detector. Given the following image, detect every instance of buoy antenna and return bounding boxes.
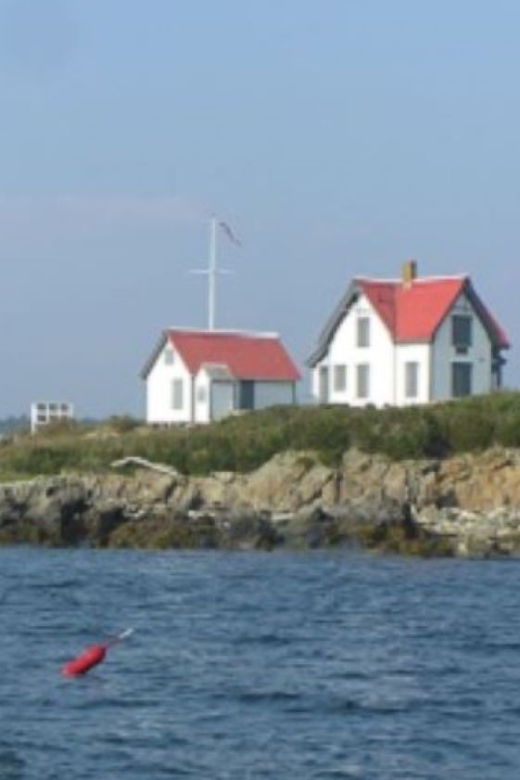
[107,627,135,646]
[117,628,134,641]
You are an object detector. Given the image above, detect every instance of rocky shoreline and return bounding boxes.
[2,447,520,556]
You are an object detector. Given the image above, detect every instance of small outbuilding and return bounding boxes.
[30,401,74,433]
[141,328,301,424]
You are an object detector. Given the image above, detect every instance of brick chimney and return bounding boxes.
[401,260,417,287]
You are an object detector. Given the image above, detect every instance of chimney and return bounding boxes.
[401,259,417,287]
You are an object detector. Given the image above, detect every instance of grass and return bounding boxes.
[1,391,520,480]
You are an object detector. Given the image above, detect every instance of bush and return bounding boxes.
[7,444,77,475]
[105,415,142,434]
[1,392,520,479]
[34,419,79,438]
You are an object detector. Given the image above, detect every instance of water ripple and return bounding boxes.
[1,549,520,778]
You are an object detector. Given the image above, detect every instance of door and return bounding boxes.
[210,381,235,420]
[452,362,472,397]
[239,381,255,410]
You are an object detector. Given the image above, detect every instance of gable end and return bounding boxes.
[462,279,510,349]
[306,281,361,366]
[140,331,169,379]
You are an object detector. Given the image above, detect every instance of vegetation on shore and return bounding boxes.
[1,391,520,480]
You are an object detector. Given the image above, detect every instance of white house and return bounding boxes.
[307,261,510,407]
[141,328,301,424]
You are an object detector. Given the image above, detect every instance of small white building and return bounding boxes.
[141,328,301,424]
[307,261,510,407]
[30,402,74,433]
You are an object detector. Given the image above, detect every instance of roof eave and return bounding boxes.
[140,330,169,379]
[463,279,511,349]
[306,281,361,367]
[395,337,432,345]
[237,373,301,382]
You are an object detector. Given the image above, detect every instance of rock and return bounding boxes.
[2,446,520,554]
[221,512,283,551]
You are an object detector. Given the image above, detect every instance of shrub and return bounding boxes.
[1,392,520,478]
[105,415,142,434]
[7,444,77,475]
[34,419,78,438]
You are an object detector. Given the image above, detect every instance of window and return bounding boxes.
[357,317,370,348]
[333,365,347,392]
[356,364,370,399]
[164,348,174,365]
[196,386,207,403]
[405,362,419,399]
[318,366,329,403]
[171,379,184,409]
[452,363,472,397]
[452,316,472,350]
[239,381,255,410]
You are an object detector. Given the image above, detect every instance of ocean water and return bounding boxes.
[1,548,520,779]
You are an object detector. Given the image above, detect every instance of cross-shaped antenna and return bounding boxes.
[190,215,239,330]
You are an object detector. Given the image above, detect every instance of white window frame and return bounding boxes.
[405,361,419,399]
[171,378,184,410]
[164,348,174,366]
[318,366,329,403]
[356,364,370,399]
[333,365,347,393]
[357,317,370,348]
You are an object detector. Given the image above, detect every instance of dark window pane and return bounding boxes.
[452,362,472,397]
[452,316,472,348]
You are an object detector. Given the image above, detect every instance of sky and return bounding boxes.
[0,0,519,418]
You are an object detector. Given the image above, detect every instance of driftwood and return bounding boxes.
[110,456,179,477]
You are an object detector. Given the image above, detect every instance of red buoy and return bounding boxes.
[62,644,107,676]
[61,629,133,677]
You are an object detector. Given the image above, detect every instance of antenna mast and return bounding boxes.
[190,214,234,330]
[208,215,217,330]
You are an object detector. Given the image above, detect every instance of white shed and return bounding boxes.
[141,328,300,424]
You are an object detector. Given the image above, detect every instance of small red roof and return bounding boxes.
[358,276,510,346]
[164,329,301,381]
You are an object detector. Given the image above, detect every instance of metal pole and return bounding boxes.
[208,215,217,330]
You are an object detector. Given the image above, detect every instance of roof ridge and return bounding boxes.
[358,274,469,284]
[167,327,280,339]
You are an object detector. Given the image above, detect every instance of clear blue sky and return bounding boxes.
[0,0,519,417]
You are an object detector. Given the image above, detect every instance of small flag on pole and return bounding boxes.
[219,220,241,246]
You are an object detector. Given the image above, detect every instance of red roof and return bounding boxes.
[165,329,301,381]
[358,277,510,346]
[306,271,510,369]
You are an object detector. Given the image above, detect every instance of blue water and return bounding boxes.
[1,549,520,779]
